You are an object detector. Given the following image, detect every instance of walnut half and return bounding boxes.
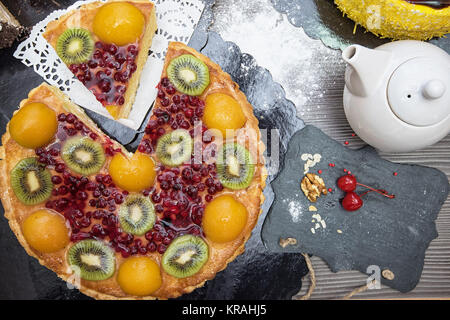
[300,173,327,202]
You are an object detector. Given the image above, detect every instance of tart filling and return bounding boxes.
[0,42,267,300]
[43,0,157,120]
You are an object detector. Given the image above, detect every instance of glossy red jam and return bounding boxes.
[69,41,138,108]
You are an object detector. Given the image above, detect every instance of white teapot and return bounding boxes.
[342,40,450,152]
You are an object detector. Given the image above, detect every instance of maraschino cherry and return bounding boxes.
[337,175,357,192]
[337,174,394,211]
[342,192,363,211]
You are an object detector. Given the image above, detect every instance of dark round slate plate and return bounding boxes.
[270,0,450,52]
[0,0,309,300]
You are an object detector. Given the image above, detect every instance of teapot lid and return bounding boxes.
[387,57,450,127]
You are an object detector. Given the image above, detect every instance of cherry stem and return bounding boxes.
[356,183,395,199]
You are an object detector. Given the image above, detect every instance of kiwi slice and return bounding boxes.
[216,143,255,190]
[11,157,53,205]
[56,28,94,65]
[156,129,193,167]
[162,235,208,278]
[118,195,155,235]
[167,54,210,96]
[68,239,115,281]
[62,136,105,176]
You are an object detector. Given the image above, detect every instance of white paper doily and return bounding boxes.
[13,0,205,130]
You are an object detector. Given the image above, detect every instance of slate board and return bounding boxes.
[0,0,309,299]
[261,125,450,293]
[270,0,450,52]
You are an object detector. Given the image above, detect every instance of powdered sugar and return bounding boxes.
[284,199,303,223]
[211,0,343,118]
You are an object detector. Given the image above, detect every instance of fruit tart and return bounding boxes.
[335,0,450,40]
[43,0,157,120]
[0,42,267,299]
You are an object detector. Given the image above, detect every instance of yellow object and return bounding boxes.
[9,102,57,149]
[203,93,246,138]
[203,195,247,243]
[335,0,450,40]
[105,105,120,119]
[109,152,156,192]
[93,2,145,46]
[22,210,69,253]
[117,256,162,296]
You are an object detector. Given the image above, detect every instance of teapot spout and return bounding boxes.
[342,44,392,97]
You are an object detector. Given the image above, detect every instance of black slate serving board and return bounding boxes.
[0,0,309,299]
[261,125,450,293]
[270,0,450,52]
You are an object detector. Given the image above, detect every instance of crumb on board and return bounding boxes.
[309,205,317,211]
[310,213,326,234]
[301,153,322,174]
[382,269,395,280]
[279,237,297,248]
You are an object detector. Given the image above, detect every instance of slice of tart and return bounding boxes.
[43,0,157,120]
[335,0,450,40]
[0,42,266,299]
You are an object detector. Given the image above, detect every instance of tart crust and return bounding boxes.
[335,0,450,40]
[0,43,267,299]
[43,0,157,120]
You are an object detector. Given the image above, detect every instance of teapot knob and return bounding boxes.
[423,79,446,100]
